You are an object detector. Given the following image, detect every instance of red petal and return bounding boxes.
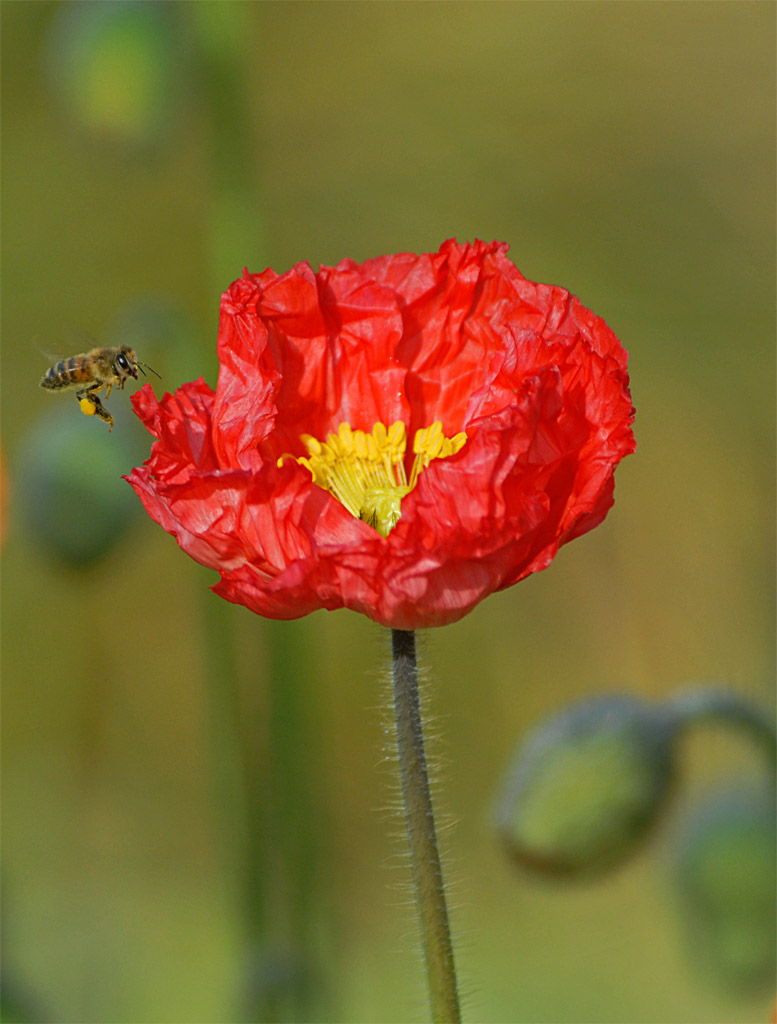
[128,239,635,629]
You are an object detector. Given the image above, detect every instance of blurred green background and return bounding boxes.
[1,3,774,1022]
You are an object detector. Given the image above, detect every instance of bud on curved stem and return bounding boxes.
[494,694,676,876]
[391,629,461,1024]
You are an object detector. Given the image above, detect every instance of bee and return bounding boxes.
[40,345,160,431]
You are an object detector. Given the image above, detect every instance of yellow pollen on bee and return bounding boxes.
[279,420,467,538]
[79,397,97,416]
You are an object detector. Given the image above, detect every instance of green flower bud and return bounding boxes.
[44,2,179,148]
[672,786,776,992]
[495,695,676,876]
[16,405,143,567]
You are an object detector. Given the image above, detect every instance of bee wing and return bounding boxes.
[33,337,63,364]
[35,327,99,365]
[64,325,98,346]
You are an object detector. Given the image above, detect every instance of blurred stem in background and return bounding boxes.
[197,582,265,1016]
[264,619,329,1019]
[190,2,265,308]
[200,586,328,1022]
[192,7,329,1021]
[664,686,777,769]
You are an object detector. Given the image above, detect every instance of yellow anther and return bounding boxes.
[279,419,467,538]
[387,421,405,446]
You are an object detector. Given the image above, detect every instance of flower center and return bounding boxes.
[281,421,467,537]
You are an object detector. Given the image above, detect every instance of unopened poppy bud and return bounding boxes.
[495,695,675,876]
[16,407,142,567]
[44,2,177,148]
[672,786,776,992]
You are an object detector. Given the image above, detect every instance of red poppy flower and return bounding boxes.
[127,239,635,629]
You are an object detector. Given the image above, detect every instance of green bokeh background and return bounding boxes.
[1,3,774,1022]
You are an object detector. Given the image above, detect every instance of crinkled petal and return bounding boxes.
[129,239,635,630]
[213,261,408,470]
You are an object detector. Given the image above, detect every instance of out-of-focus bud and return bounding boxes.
[672,786,776,992]
[43,2,179,148]
[495,695,676,876]
[15,405,142,568]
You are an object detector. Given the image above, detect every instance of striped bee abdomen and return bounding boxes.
[40,356,90,390]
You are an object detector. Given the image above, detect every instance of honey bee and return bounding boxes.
[40,345,160,431]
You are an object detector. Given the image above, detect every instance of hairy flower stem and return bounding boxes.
[391,629,461,1024]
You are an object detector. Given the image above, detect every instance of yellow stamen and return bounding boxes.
[279,420,467,538]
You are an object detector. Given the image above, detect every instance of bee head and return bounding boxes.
[115,346,139,380]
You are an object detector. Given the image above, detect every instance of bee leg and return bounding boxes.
[76,383,104,402]
[76,385,113,431]
[105,384,113,398]
[76,383,101,416]
[91,398,115,432]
